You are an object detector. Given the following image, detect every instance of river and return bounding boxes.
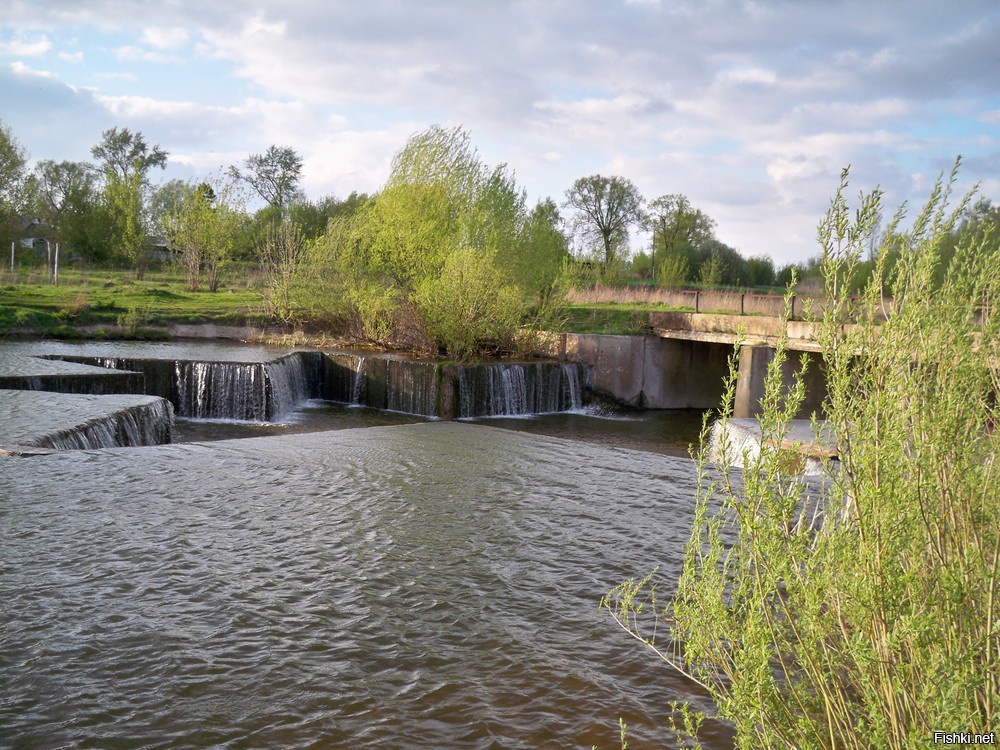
[0,344,732,748]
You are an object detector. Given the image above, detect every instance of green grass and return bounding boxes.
[560,302,691,334]
[1,266,709,339]
[0,266,268,336]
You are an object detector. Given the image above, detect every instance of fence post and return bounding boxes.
[740,293,745,315]
[695,290,700,314]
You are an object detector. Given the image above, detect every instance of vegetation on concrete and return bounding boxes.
[604,162,1000,747]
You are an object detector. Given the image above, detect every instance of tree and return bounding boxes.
[32,159,102,261]
[0,120,30,246]
[90,127,167,184]
[564,174,644,266]
[311,125,539,356]
[744,254,776,288]
[229,145,303,212]
[605,163,1000,747]
[162,179,245,292]
[103,170,147,275]
[90,128,167,275]
[647,193,715,254]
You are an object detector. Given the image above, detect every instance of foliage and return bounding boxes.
[0,119,31,243]
[163,178,245,291]
[309,125,565,358]
[605,163,1000,747]
[564,174,645,266]
[414,248,524,358]
[32,159,102,259]
[90,127,167,184]
[102,171,148,276]
[656,252,690,288]
[258,221,307,323]
[697,251,726,287]
[647,193,715,284]
[230,145,304,211]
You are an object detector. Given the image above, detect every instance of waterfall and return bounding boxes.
[385,359,438,417]
[351,355,367,405]
[457,362,586,418]
[174,360,270,420]
[31,351,589,422]
[266,354,310,420]
[31,398,174,450]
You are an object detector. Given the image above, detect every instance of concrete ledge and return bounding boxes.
[0,389,173,452]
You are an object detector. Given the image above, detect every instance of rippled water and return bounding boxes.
[1,423,733,748]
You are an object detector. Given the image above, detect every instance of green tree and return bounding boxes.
[91,127,167,184]
[31,159,103,263]
[162,179,244,292]
[103,170,146,275]
[230,145,303,213]
[605,163,1000,747]
[697,250,726,287]
[655,252,690,288]
[0,120,30,247]
[312,125,538,357]
[744,254,776,288]
[91,128,168,275]
[646,193,715,283]
[564,174,645,266]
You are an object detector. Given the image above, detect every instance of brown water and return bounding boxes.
[0,422,733,748]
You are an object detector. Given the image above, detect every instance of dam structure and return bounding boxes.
[0,342,591,452]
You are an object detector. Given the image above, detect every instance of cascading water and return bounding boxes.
[174,360,270,420]
[266,354,310,420]
[30,398,174,450]
[29,350,589,423]
[457,362,587,418]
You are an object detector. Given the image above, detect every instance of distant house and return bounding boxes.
[15,216,52,256]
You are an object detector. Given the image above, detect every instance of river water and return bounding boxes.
[0,343,732,748]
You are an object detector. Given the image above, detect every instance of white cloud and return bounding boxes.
[140,26,189,50]
[9,60,60,80]
[0,34,52,57]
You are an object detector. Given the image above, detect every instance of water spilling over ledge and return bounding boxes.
[0,343,592,453]
[0,389,173,453]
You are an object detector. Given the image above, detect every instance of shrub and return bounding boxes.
[605,163,1000,746]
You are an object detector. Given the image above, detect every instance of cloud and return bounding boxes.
[140,26,190,49]
[0,34,52,57]
[1,0,997,265]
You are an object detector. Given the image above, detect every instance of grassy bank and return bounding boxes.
[0,267,267,338]
[1,266,709,340]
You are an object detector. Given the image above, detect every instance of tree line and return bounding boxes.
[3,118,998,356]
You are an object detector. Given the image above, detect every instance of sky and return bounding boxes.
[1,0,998,266]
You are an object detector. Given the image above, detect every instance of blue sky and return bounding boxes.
[2,0,998,265]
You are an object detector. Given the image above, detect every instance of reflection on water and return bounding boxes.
[0,423,733,749]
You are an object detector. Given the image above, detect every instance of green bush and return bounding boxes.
[413,249,523,359]
[606,163,1000,747]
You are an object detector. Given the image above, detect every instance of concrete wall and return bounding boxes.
[561,333,731,409]
[549,332,828,415]
[733,345,828,419]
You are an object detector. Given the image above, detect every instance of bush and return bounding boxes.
[413,249,524,359]
[605,163,1000,746]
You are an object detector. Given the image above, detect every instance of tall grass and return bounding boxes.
[605,165,999,747]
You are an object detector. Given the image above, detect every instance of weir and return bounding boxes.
[456,362,585,418]
[29,349,589,423]
[0,389,173,453]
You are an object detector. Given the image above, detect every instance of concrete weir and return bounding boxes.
[0,389,173,454]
